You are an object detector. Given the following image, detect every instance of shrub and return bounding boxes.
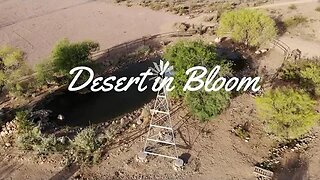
[288,4,297,10]
[0,46,34,97]
[163,40,232,120]
[73,127,100,153]
[217,9,277,47]
[15,110,34,134]
[315,6,320,12]
[283,15,308,28]
[281,59,320,97]
[72,126,102,163]
[34,39,99,85]
[16,125,42,150]
[163,40,232,97]
[52,39,98,76]
[34,61,55,86]
[185,90,230,121]
[256,88,319,140]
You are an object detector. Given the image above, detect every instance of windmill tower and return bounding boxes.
[139,60,182,166]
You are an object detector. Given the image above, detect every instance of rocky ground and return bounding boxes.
[1,0,320,180]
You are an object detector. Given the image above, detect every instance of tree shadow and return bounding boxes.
[48,163,80,180]
[274,17,287,36]
[274,152,309,180]
[0,160,23,180]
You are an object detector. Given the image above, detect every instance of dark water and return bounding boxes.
[41,60,157,126]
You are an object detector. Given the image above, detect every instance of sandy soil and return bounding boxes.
[1,0,320,180]
[0,0,184,65]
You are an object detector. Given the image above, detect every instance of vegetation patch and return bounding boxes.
[283,15,308,28]
[217,9,277,47]
[163,40,232,121]
[35,39,99,86]
[280,59,320,97]
[288,4,297,10]
[256,88,319,141]
[0,46,34,97]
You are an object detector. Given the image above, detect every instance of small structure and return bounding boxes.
[254,166,274,180]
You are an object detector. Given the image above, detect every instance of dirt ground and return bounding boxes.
[1,0,320,180]
[0,0,184,66]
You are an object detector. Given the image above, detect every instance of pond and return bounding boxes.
[39,60,158,127]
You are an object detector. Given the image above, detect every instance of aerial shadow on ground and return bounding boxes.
[49,163,80,180]
[0,159,23,180]
[274,152,309,180]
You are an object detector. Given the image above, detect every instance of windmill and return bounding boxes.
[138,60,184,168]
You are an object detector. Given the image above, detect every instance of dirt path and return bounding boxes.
[254,0,318,9]
[0,0,184,65]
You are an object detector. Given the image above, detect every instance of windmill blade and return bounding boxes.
[159,60,164,72]
[166,65,174,74]
[162,61,170,74]
[149,67,159,75]
[153,62,160,72]
[165,71,175,77]
[149,76,158,81]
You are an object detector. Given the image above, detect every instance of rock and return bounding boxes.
[57,114,64,121]
[136,118,142,125]
[136,152,147,163]
[5,142,11,147]
[120,118,125,126]
[173,158,184,171]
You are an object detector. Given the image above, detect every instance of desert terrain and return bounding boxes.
[0,0,320,180]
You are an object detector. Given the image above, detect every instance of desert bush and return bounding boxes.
[72,126,102,163]
[256,88,319,141]
[185,90,230,121]
[73,127,100,152]
[281,59,320,97]
[315,6,320,12]
[35,39,99,85]
[16,125,42,150]
[0,46,34,97]
[51,39,99,78]
[283,15,308,28]
[34,60,55,86]
[288,4,297,10]
[15,110,34,134]
[164,40,232,97]
[163,40,232,120]
[217,9,277,47]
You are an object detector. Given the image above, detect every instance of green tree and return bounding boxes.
[217,9,277,46]
[281,59,320,97]
[185,89,230,121]
[0,46,33,96]
[256,88,319,140]
[163,40,232,121]
[35,39,99,85]
[163,40,232,97]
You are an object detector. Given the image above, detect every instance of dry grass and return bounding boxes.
[288,4,297,10]
[284,15,308,28]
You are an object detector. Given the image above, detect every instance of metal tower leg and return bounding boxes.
[143,87,178,160]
